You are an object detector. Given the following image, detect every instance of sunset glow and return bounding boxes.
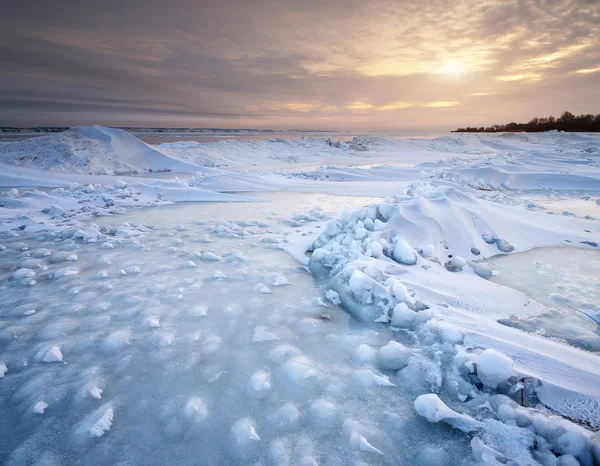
[1,0,599,130]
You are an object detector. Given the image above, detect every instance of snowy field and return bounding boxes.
[1,127,600,465]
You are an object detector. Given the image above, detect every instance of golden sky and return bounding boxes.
[1,0,599,129]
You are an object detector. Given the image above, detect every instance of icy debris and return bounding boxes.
[265,272,291,286]
[252,325,280,342]
[183,260,197,268]
[37,345,64,363]
[352,369,395,388]
[230,418,260,458]
[246,370,272,398]
[90,387,103,399]
[254,283,272,294]
[477,349,514,387]
[349,432,383,458]
[33,401,48,414]
[211,270,227,280]
[0,362,7,378]
[471,437,506,466]
[414,394,483,432]
[200,252,222,262]
[183,397,208,423]
[73,405,114,442]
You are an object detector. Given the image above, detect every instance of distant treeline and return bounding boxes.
[453,112,600,133]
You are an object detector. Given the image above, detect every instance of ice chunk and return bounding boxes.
[414,394,483,432]
[477,349,514,387]
[351,344,377,364]
[474,263,494,279]
[392,238,417,265]
[252,325,280,342]
[246,370,272,398]
[324,290,340,305]
[376,341,412,370]
[265,273,291,286]
[40,345,63,363]
[350,432,383,455]
[390,302,416,328]
[183,397,208,423]
[471,437,505,466]
[254,283,272,294]
[33,401,48,414]
[0,362,7,378]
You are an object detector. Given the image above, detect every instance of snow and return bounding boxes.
[1,127,600,465]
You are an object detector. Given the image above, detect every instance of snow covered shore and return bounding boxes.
[1,127,600,465]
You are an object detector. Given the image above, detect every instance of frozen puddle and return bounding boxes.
[489,247,600,353]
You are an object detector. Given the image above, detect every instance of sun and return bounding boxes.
[437,60,467,77]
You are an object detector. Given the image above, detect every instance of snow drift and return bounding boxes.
[0,125,201,175]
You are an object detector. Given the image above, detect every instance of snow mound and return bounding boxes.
[0,125,201,175]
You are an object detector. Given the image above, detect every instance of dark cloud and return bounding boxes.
[1,0,599,129]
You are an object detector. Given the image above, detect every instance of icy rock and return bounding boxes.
[474,263,494,279]
[414,394,483,432]
[183,260,197,268]
[495,238,514,253]
[252,325,280,342]
[377,341,412,370]
[280,356,318,385]
[477,349,514,387]
[246,370,272,398]
[0,362,7,378]
[482,233,495,244]
[392,238,417,265]
[211,271,227,280]
[100,242,114,249]
[450,256,467,270]
[33,401,48,414]
[390,302,416,328]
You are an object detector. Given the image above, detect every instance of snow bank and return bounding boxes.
[0,125,202,175]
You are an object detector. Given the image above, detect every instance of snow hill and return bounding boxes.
[0,125,201,175]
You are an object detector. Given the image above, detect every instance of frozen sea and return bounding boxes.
[1,127,600,465]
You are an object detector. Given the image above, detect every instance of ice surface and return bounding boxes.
[2,129,600,465]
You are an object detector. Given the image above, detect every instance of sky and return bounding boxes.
[1,0,599,130]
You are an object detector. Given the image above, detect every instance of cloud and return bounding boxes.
[424,101,459,108]
[0,0,599,129]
